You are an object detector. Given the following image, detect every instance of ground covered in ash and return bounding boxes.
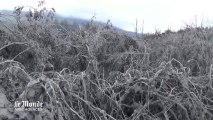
[1,7,213,120]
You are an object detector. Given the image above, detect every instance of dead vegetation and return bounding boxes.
[1,1,213,120]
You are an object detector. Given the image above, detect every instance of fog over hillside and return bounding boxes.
[1,0,213,33]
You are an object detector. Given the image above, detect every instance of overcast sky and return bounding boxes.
[0,0,213,33]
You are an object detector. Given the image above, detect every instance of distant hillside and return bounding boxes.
[0,10,135,37]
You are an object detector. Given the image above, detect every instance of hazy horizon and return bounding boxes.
[1,0,213,33]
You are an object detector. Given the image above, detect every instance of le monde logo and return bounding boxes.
[14,101,43,111]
